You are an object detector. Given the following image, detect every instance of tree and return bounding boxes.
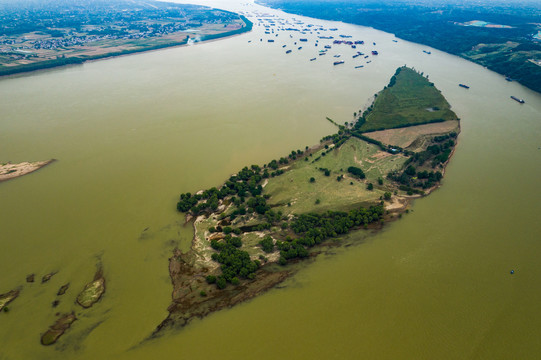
[259,236,275,253]
[310,177,315,183]
[405,165,416,176]
[216,276,227,289]
[384,192,392,201]
[367,183,374,190]
[347,166,365,179]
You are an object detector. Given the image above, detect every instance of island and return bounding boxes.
[0,160,55,183]
[0,0,252,77]
[155,66,460,333]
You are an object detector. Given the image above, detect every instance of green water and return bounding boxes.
[1,1,540,359]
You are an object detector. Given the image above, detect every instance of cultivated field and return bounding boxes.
[365,120,460,150]
[359,67,457,132]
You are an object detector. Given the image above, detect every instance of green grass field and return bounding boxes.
[359,67,457,132]
[264,138,407,215]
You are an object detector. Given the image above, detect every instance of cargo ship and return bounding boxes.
[510,96,525,104]
[459,84,470,89]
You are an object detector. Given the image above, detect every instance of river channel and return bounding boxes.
[1,1,540,359]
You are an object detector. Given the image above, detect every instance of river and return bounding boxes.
[0,1,540,359]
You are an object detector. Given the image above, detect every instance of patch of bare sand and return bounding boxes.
[385,196,409,211]
[0,160,54,182]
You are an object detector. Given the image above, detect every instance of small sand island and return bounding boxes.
[155,66,461,333]
[0,160,55,183]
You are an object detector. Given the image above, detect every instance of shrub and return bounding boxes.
[216,276,227,289]
[347,166,365,179]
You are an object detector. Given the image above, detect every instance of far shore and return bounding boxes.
[0,16,252,80]
[0,159,55,183]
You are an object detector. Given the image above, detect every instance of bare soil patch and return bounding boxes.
[365,120,459,149]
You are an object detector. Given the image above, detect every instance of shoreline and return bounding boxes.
[0,159,56,183]
[156,200,408,335]
[0,16,252,80]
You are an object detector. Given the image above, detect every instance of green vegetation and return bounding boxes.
[347,166,365,179]
[276,205,384,263]
[356,67,457,132]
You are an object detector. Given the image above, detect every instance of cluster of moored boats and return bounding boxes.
[250,13,380,69]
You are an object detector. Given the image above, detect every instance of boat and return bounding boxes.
[285,49,292,54]
[310,58,316,61]
[355,65,364,68]
[459,84,470,89]
[268,39,274,42]
[298,46,302,50]
[282,45,286,48]
[352,54,359,58]
[333,54,341,58]
[510,96,525,104]
[333,61,345,65]
[324,45,331,49]
[319,52,326,56]
[505,77,513,82]
[372,51,378,55]
[299,38,308,42]
[423,50,431,54]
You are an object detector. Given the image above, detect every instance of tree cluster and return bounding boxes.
[210,235,260,288]
[276,205,384,264]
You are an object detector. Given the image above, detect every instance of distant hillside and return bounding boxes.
[259,0,541,94]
